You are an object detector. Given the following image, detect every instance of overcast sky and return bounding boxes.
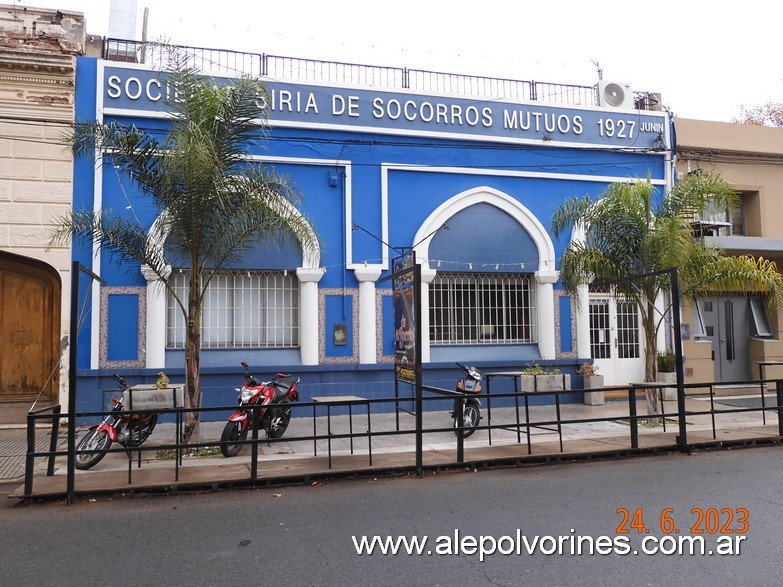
[16,0,783,122]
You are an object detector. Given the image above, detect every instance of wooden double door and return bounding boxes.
[0,252,61,402]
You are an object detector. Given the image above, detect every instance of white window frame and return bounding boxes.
[429,272,537,345]
[166,269,299,349]
[749,297,773,338]
[692,298,707,339]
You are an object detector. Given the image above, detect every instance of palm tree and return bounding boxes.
[552,172,783,417]
[52,54,319,442]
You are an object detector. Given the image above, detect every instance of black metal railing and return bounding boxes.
[102,38,655,110]
[23,377,783,502]
[24,404,61,497]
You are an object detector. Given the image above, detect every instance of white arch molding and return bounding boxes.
[413,186,559,360]
[141,200,322,368]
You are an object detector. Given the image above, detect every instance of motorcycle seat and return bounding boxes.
[272,377,297,400]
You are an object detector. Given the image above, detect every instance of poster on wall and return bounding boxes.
[392,252,416,384]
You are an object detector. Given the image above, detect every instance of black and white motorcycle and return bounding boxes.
[451,363,482,437]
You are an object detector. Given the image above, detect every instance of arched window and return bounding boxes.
[413,187,557,358]
[165,235,303,350]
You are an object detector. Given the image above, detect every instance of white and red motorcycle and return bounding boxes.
[75,374,158,470]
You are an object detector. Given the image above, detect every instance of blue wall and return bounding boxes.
[107,294,139,361]
[71,56,670,412]
[74,359,589,425]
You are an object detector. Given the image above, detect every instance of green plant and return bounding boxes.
[522,364,561,376]
[657,349,676,372]
[577,362,599,377]
[156,446,222,459]
[155,371,169,390]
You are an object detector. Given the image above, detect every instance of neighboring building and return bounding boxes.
[0,5,95,421]
[65,39,671,415]
[675,118,783,383]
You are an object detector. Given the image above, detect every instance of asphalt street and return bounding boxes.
[2,446,781,586]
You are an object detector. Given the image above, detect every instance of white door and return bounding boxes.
[589,296,645,386]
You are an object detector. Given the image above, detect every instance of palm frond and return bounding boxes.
[686,255,783,311]
[552,171,783,382]
[663,171,738,219]
[55,52,320,295]
[50,208,153,272]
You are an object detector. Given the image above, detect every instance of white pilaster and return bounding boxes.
[141,264,171,369]
[297,267,325,365]
[419,267,437,363]
[576,283,591,358]
[354,266,382,364]
[535,270,559,360]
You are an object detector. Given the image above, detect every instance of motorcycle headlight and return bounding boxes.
[240,386,254,403]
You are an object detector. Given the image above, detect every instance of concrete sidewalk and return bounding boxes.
[7,393,783,501]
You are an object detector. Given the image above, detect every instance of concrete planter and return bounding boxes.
[123,384,185,410]
[656,371,677,401]
[582,375,605,406]
[520,374,571,393]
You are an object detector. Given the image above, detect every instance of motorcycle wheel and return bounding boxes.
[267,404,291,439]
[453,401,480,439]
[220,421,248,457]
[74,428,112,470]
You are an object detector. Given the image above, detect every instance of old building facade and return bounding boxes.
[0,5,92,420]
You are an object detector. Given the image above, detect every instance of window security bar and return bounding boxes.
[167,270,299,349]
[429,272,536,345]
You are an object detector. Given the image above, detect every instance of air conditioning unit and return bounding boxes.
[597,81,634,109]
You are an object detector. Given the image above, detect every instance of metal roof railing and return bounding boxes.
[103,38,659,111]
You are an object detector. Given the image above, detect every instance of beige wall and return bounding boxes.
[675,118,783,239]
[0,4,86,406]
[675,118,783,382]
[680,300,713,382]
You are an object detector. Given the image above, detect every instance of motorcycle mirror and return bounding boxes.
[241,361,249,368]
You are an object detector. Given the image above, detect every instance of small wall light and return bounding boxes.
[333,323,347,346]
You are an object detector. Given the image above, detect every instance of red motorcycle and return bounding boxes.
[220,361,299,457]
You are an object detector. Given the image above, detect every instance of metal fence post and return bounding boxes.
[250,404,259,481]
[456,399,464,464]
[47,405,61,477]
[777,381,783,437]
[670,268,688,451]
[629,385,639,450]
[24,411,36,497]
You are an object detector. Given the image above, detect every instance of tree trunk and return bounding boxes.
[182,286,202,444]
[643,300,661,425]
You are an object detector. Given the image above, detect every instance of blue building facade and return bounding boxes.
[71,52,672,418]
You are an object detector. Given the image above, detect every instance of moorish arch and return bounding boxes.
[412,186,558,361]
[141,198,322,367]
